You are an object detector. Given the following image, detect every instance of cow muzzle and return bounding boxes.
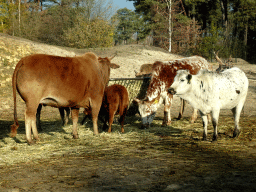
[140,123,150,129]
[168,88,176,95]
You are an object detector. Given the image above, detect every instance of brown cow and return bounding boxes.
[82,84,129,133]
[10,52,119,144]
[135,64,153,77]
[134,56,211,128]
[35,53,117,130]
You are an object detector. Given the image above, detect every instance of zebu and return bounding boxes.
[10,52,119,144]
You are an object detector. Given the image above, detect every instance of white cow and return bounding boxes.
[168,67,248,141]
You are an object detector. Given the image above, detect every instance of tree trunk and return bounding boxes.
[18,0,21,34]
[244,15,248,61]
[167,0,172,52]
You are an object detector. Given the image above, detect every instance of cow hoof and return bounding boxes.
[27,140,36,145]
[161,122,171,127]
[233,130,241,138]
[73,134,79,139]
[34,136,40,141]
[212,135,218,141]
[202,136,208,141]
[10,130,17,138]
[140,124,149,129]
[10,132,17,138]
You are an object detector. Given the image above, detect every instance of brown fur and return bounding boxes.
[36,55,118,130]
[10,52,119,144]
[83,84,129,133]
[135,64,153,77]
[134,56,211,128]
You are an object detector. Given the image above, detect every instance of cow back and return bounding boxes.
[102,84,129,115]
[16,53,104,106]
[146,56,210,99]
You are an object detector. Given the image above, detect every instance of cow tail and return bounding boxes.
[10,59,23,138]
[118,90,128,124]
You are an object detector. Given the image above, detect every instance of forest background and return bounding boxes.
[0,0,255,62]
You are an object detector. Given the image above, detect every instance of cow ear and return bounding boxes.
[110,63,120,69]
[187,74,192,83]
[98,57,105,63]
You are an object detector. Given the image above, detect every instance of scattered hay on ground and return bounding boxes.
[0,115,255,169]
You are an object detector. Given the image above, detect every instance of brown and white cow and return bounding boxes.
[10,52,119,144]
[134,56,211,128]
[133,63,189,123]
[82,84,129,133]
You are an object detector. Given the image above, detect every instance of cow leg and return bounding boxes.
[162,95,172,126]
[177,98,185,119]
[200,111,208,141]
[59,108,65,126]
[207,113,212,123]
[59,107,70,126]
[211,110,220,141]
[107,105,118,133]
[102,114,108,131]
[119,107,128,133]
[64,107,70,125]
[190,108,198,123]
[107,114,114,133]
[36,104,43,131]
[25,105,39,145]
[91,105,100,135]
[71,108,79,139]
[232,102,244,138]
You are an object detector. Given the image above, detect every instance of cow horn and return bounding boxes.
[109,52,117,60]
[213,51,225,66]
[133,98,141,103]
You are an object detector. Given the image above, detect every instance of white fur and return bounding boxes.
[169,67,248,141]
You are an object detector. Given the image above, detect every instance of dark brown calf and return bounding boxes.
[82,84,129,133]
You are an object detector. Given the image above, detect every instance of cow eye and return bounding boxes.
[180,79,185,82]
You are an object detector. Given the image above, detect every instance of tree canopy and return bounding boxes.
[0,0,116,48]
[128,0,256,62]
[111,8,147,45]
[1,0,255,62]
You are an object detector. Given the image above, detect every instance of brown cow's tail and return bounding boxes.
[10,59,23,137]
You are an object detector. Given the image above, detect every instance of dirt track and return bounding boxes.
[0,35,256,192]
